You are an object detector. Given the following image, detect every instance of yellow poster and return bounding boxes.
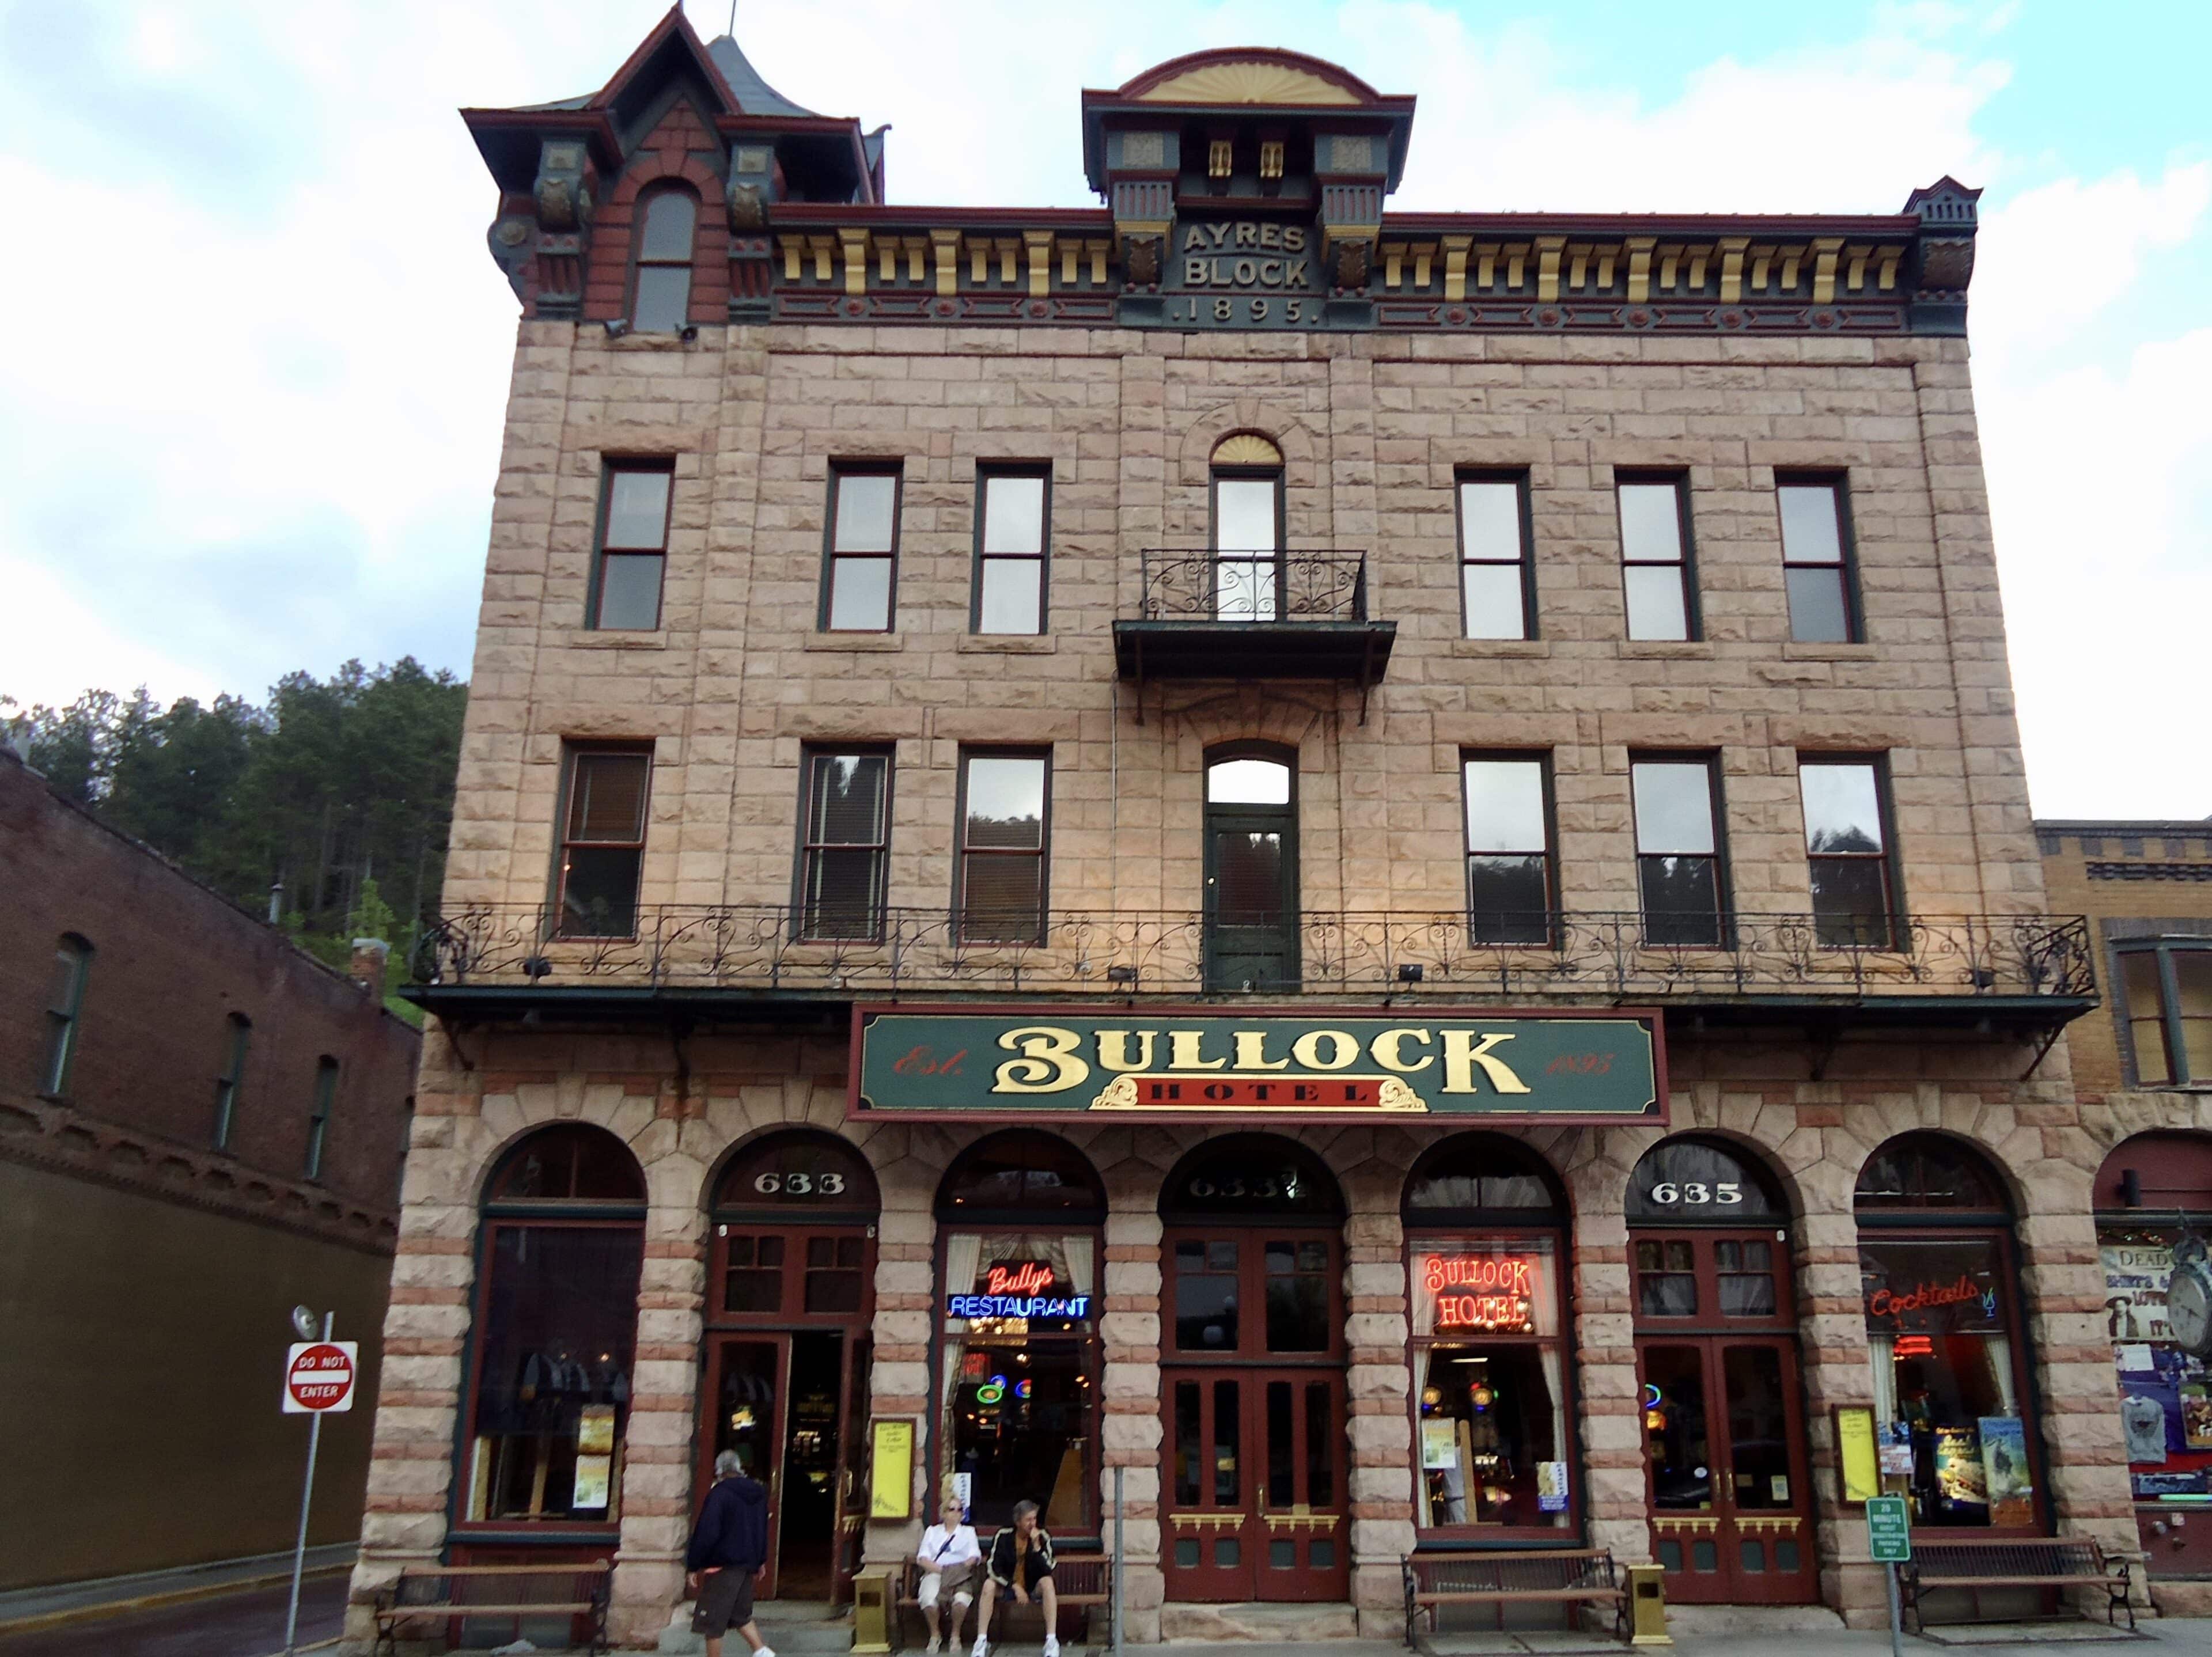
[1838,1405,1879,1503]
[869,1420,914,1519]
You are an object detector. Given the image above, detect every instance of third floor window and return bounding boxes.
[590,461,671,630]
[799,749,892,941]
[975,468,1048,635]
[1618,477,1697,642]
[1778,478,1859,643]
[1457,475,1533,640]
[822,467,900,632]
[558,746,652,939]
[1798,758,1897,946]
[1633,757,1727,947]
[956,750,1050,943]
[1461,755,1552,945]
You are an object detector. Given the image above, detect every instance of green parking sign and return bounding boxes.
[1866,1495,1912,1563]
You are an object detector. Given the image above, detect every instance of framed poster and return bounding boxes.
[869,1419,915,1520]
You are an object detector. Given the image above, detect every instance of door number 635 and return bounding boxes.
[1648,1181,1741,1204]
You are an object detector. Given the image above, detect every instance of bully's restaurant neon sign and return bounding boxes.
[946,1261,1092,1323]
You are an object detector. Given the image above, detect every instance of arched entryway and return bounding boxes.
[933,1131,1106,1536]
[1854,1134,2047,1555]
[1626,1136,1815,1605]
[1402,1135,1578,1553]
[453,1125,646,1603]
[1159,1135,1347,1604]
[2094,1132,2212,1579]
[700,1129,881,1602]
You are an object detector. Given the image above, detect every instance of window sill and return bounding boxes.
[1782,641,1876,660]
[605,330,694,352]
[1618,640,1714,659]
[566,630,669,650]
[807,632,905,652]
[1448,639,1551,658]
[958,635,1057,654]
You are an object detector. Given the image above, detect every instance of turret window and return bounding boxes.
[630,189,698,331]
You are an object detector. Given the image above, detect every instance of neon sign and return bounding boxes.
[1865,1273,1999,1329]
[986,1262,1054,1297]
[946,1259,1093,1322]
[1421,1254,1537,1333]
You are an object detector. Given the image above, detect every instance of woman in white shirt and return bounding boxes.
[915,1481,983,1653]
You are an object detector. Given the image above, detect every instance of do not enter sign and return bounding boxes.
[283,1341,359,1413]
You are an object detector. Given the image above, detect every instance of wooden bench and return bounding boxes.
[1900,1537,2133,1633]
[1402,1550,1627,1649]
[373,1559,612,1656]
[892,1555,1111,1651]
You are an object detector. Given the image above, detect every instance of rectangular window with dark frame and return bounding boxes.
[974,468,1049,635]
[799,748,892,941]
[1617,476,1696,641]
[39,935,91,1098]
[2120,942,2212,1086]
[305,1055,339,1181]
[822,467,900,632]
[1799,757,1899,947]
[956,750,1049,943]
[1461,754,1554,944]
[1632,757,1727,947]
[557,746,652,939]
[1457,474,1534,640]
[213,1012,251,1150]
[1778,477,1859,643]
[590,462,672,630]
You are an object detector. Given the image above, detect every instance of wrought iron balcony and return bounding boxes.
[1113,550,1396,713]
[410,905,2094,1024]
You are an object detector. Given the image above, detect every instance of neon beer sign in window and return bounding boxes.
[1421,1252,1539,1333]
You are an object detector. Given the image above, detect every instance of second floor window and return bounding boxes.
[800,749,891,941]
[1462,756,1552,945]
[558,746,652,938]
[974,468,1048,635]
[1458,475,1533,639]
[823,468,900,631]
[957,750,1049,943]
[630,188,697,332]
[1799,759,1896,946]
[590,462,672,630]
[1211,461,1283,620]
[39,934,92,1098]
[1618,477,1696,641]
[2120,942,2212,1087]
[1778,479,1858,643]
[1633,758,1726,947]
[213,1012,251,1150]
[305,1056,339,1181]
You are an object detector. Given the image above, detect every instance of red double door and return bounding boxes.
[1633,1228,1818,1605]
[1160,1225,1350,1603]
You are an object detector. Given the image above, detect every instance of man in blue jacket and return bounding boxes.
[687,1449,775,1657]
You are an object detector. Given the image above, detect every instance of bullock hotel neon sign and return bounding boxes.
[853,1010,1662,1125]
[1421,1254,1539,1333]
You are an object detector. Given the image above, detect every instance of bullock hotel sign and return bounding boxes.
[850,1007,1664,1125]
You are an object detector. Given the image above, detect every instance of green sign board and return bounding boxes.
[1866,1495,1911,1563]
[850,1006,1663,1124]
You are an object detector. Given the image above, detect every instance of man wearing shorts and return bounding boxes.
[972,1499,1056,1657]
[687,1449,775,1657]
[915,1481,983,1652]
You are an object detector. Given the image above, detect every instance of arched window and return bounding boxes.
[1161,1133,1343,1220]
[934,1132,1104,1530]
[1854,1133,2040,1533]
[1626,1135,1787,1226]
[1402,1134,1574,1540]
[630,188,698,332]
[212,1012,251,1150]
[464,1125,646,1530]
[1209,432,1283,619]
[39,934,92,1098]
[709,1129,879,1317]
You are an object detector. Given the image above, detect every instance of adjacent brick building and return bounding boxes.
[352,10,2152,1643]
[0,745,418,1590]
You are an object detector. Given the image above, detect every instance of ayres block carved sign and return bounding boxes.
[850,1006,1663,1124]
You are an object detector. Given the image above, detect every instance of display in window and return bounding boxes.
[1978,1416,2031,1525]
[1415,1345,1565,1528]
[2102,1226,2212,1503]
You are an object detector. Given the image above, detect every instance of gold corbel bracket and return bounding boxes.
[1534,236,1566,302]
[838,228,869,297]
[929,229,960,297]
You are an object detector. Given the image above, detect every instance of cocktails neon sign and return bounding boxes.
[1421,1254,1538,1333]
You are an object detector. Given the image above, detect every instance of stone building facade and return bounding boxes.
[0,745,417,1590]
[353,12,2138,1645]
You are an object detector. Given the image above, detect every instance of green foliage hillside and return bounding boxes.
[3,660,466,975]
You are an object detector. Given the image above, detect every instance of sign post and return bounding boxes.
[281,1318,358,1656]
[1865,1495,1911,1657]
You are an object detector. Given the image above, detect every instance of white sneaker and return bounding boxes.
[972,1641,989,1657]
[1043,1639,1060,1657]
[927,1641,943,1655]
[759,1648,777,1657]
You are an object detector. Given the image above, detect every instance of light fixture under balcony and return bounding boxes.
[1106,966,1138,986]
[1395,963,1425,984]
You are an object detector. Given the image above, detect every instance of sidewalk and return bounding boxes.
[0,1544,356,1637]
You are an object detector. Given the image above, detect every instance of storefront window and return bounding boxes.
[937,1133,1104,1534]
[464,1126,646,1527]
[1855,1135,2037,1531]
[1405,1135,1575,1537]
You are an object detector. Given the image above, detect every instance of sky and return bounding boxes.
[0,0,2205,818]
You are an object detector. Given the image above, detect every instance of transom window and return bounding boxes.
[2118,941,2212,1087]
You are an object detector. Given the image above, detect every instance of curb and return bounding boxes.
[0,1563,353,1638]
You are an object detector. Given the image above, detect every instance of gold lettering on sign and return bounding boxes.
[1169,1029,1228,1071]
[1441,1031,1531,1095]
[1290,1029,1360,1071]
[1177,222,1311,289]
[1233,1031,1291,1071]
[1095,1030,1158,1072]
[1370,1027,1434,1074]
[994,1027,1090,1093]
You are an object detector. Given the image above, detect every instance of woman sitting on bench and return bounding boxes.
[971,1499,1056,1657]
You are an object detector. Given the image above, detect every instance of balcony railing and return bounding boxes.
[1134,549,1372,622]
[411,905,2094,1004]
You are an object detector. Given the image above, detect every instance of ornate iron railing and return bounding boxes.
[411,906,2094,1002]
[1135,549,1371,622]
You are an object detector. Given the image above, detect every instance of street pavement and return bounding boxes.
[0,1573,347,1657]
